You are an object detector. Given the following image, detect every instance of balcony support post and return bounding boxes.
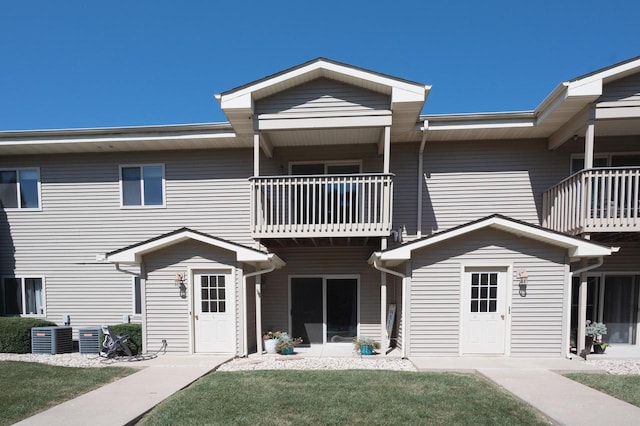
[584,106,596,169]
[577,257,588,356]
[380,238,388,354]
[383,126,391,174]
[253,129,260,177]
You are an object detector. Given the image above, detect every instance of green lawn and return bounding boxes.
[0,361,135,426]
[139,370,550,426]
[565,373,640,408]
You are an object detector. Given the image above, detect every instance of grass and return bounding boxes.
[0,361,135,426]
[138,370,550,426]
[565,373,640,408]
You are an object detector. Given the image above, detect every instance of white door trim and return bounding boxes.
[190,267,235,354]
[459,265,511,356]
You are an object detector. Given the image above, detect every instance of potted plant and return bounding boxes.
[275,332,303,355]
[353,336,380,355]
[585,321,607,355]
[262,331,281,354]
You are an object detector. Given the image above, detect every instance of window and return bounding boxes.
[1,277,45,316]
[0,168,40,209]
[470,272,498,313]
[200,275,226,313]
[120,164,164,207]
[133,277,142,315]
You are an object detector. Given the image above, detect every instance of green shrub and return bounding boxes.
[102,323,142,355]
[0,317,57,353]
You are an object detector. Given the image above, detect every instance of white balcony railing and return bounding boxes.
[250,174,393,238]
[543,167,640,234]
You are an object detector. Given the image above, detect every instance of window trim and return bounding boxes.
[288,160,362,175]
[132,276,142,317]
[119,164,166,209]
[0,275,46,317]
[570,152,640,174]
[0,167,42,211]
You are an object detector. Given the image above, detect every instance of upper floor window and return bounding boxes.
[571,154,640,174]
[120,164,165,207]
[1,276,45,316]
[0,168,40,209]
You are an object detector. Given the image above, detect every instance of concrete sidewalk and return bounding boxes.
[412,357,640,425]
[14,355,231,426]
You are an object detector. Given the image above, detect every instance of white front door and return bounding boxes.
[461,270,507,355]
[193,272,235,353]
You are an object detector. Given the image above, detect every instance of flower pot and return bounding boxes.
[264,338,278,354]
[360,345,373,356]
[280,346,294,355]
[593,344,607,354]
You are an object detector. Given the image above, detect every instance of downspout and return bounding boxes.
[571,256,604,276]
[417,120,429,239]
[114,262,140,277]
[242,259,277,357]
[372,256,407,358]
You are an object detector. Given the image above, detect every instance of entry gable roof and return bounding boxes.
[370,214,613,266]
[106,227,285,266]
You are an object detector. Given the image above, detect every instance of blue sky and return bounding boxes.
[0,1,638,131]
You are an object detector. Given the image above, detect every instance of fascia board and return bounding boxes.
[222,60,427,107]
[377,216,612,262]
[567,79,603,97]
[0,131,237,148]
[107,231,272,264]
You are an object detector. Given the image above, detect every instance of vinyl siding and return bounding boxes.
[143,240,239,354]
[409,228,567,357]
[390,140,569,236]
[0,149,253,334]
[262,246,382,341]
[599,241,640,273]
[597,73,640,107]
[255,78,390,117]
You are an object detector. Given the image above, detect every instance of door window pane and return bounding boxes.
[470,272,498,313]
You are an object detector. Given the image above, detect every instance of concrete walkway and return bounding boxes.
[412,357,640,425]
[14,355,231,426]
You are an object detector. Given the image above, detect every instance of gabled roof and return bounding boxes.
[216,57,430,137]
[369,214,613,266]
[423,55,640,144]
[107,227,285,267]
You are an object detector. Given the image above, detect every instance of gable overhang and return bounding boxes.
[106,228,285,268]
[216,58,430,137]
[369,214,614,267]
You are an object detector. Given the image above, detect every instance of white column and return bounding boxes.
[380,238,388,353]
[584,106,596,169]
[253,130,260,177]
[577,259,588,355]
[383,126,391,174]
[255,275,263,355]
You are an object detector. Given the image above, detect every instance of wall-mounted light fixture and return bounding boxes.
[517,269,528,297]
[174,273,185,287]
[175,273,187,298]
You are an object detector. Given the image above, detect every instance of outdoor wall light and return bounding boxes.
[174,273,186,287]
[517,270,528,297]
[175,273,187,299]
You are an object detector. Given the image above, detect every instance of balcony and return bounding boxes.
[250,174,393,238]
[543,167,640,235]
